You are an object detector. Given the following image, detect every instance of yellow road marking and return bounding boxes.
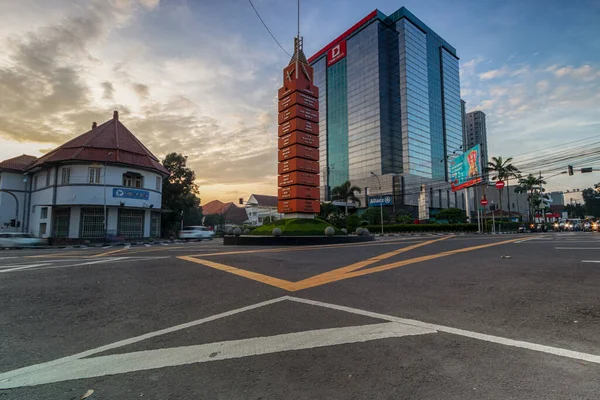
[90,247,130,258]
[177,237,518,291]
[178,256,295,291]
[292,236,451,288]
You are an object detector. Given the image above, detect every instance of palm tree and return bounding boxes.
[331,181,362,216]
[484,156,520,227]
[517,174,546,222]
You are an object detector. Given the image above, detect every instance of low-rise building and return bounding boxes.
[0,111,169,240]
[201,200,248,227]
[244,194,282,226]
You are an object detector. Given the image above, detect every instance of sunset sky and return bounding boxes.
[1,0,599,203]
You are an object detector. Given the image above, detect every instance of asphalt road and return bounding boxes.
[0,233,599,399]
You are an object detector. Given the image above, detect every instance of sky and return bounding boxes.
[0,0,599,204]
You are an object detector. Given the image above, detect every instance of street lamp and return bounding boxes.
[104,152,114,242]
[370,172,384,235]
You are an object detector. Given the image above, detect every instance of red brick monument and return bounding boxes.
[277,37,320,217]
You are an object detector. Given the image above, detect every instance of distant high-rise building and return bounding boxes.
[548,191,565,206]
[464,110,488,178]
[308,7,465,213]
[460,99,467,149]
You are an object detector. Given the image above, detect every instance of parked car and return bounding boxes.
[179,226,215,241]
[0,232,46,248]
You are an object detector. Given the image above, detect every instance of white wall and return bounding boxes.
[52,164,162,208]
[0,171,27,231]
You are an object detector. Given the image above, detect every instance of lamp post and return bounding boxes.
[103,152,114,242]
[370,172,384,235]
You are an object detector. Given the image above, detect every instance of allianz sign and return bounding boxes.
[368,195,393,207]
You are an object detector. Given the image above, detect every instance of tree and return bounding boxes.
[331,181,361,216]
[360,207,389,225]
[319,202,342,219]
[436,208,467,224]
[203,214,224,230]
[517,174,546,222]
[161,153,202,236]
[582,187,600,217]
[484,156,520,225]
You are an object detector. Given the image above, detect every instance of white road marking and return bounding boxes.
[287,297,600,366]
[160,243,169,246]
[124,245,131,249]
[2,256,172,273]
[102,246,112,249]
[0,296,288,386]
[144,244,151,247]
[581,260,600,263]
[0,322,433,388]
[0,257,18,260]
[2,296,599,389]
[556,247,600,250]
[0,263,50,273]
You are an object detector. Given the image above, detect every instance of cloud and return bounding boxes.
[101,81,115,100]
[132,83,149,100]
[479,67,509,80]
[554,64,599,81]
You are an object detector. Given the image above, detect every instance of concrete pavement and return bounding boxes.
[0,233,599,399]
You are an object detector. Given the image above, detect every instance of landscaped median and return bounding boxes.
[250,218,343,236]
[362,222,523,234]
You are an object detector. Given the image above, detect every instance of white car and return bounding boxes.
[179,226,215,241]
[0,232,46,248]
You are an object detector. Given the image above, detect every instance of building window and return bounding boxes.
[40,207,48,219]
[45,170,51,187]
[33,175,39,190]
[88,167,101,184]
[150,211,161,238]
[61,168,70,185]
[39,223,47,236]
[80,208,105,239]
[123,173,143,188]
[155,176,161,191]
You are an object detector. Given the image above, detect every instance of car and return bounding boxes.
[179,226,215,241]
[0,232,46,248]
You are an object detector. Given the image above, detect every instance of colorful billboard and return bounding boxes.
[450,144,483,192]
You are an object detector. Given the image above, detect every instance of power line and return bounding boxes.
[247,0,291,57]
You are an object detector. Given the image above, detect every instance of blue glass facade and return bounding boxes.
[326,58,349,193]
[441,48,463,180]
[309,7,461,195]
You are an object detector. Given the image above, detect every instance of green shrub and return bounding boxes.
[250,218,342,236]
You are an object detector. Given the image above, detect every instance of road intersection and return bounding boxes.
[0,234,599,399]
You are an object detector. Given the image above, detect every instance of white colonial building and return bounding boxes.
[244,194,282,226]
[0,111,169,241]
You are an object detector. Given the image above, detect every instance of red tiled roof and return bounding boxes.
[0,154,38,172]
[250,194,278,207]
[201,200,228,215]
[222,203,248,225]
[29,111,169,175]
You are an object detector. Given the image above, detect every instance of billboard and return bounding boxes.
[450,144,483,192]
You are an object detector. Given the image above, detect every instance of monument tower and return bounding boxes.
[277,31,320,218]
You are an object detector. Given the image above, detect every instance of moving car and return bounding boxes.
[179,226,215,241]
[0,232,46,248]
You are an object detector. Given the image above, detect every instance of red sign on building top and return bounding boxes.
[327,40,347,66]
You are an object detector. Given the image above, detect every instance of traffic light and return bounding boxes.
[568,165,573,176]
[9,219,15,227]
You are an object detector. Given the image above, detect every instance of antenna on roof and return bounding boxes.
[113,110,119,120]
[296,0,300,79]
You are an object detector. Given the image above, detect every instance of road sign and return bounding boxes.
[495,181,505,189]
[480,198,488,206]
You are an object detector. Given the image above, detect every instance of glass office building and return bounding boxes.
[309,7,464,210]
